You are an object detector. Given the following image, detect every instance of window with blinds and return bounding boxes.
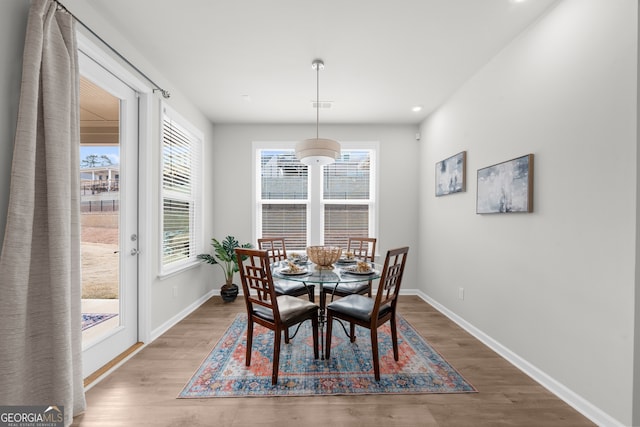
[258,150,308,250]
[323,150,372,248]
[255,144,376,251]
[323,205,369,247]
[161,104,202,273]
[262,204,307,250]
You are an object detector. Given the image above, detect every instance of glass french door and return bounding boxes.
[79,51,139,379]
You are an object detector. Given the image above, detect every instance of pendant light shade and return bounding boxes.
[296,137,341,166]
[295,59,340,165]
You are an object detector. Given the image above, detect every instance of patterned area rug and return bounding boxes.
[81,313,118,331]
[178,313,476,397]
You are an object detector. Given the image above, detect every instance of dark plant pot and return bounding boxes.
[220,284,239,302]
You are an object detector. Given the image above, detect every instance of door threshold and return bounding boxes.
[84,341,144,388]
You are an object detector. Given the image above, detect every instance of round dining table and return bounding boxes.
[272,259,383,359]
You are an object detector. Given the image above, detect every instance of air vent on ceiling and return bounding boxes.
[312,101,333,109]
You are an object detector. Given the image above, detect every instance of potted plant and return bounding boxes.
[198,235,252,302]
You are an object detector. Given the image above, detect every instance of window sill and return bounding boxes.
[158,260,202,281]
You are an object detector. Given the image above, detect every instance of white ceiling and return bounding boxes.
[86,0,559,125]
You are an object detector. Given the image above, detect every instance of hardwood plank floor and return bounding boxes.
[72,296,595,426]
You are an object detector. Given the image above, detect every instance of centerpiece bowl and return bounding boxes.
[306,246,342,270]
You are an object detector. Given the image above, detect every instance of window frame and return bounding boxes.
[159,102,204,277]
[253,140,378,251]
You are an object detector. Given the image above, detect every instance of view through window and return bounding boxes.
[256,144,376,251]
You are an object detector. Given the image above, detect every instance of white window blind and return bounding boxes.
[161,104,202,273]
[255,143,376,251]
[258,149,308,250]
[323,150,372,248]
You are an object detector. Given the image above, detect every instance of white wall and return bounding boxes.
[210,124,420,292]
[419,1,636,425]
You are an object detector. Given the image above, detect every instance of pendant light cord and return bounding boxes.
[295,59,339,165]
[316,62,320,140]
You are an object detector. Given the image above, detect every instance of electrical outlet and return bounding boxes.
[458,287,464,300]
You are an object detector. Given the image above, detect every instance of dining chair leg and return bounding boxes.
[390,314,399,361]
[325,312,333,360]
[349,322,356,343]
[371,328,380,381]
[284,328,290,344]
[312,316,319,359]
[246,320,254,366]
[272,326,282,385]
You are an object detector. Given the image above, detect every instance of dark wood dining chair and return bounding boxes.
[235,248,319,385]
[258,237,315,302]
[325,246,409,381]
[321,237,377,306]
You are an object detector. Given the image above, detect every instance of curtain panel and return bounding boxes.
[0,0,85,425]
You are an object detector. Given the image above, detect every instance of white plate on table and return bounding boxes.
[342,266,376,275]
[279,268,309,276]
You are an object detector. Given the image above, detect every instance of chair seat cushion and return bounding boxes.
[274,280,314,296]
[327,294,391,322]
[322,281,369,295]
[253,295,318,323]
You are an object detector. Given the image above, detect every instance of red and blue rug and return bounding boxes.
[178,313,476,397]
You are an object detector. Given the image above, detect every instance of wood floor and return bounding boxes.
[72,296,595,427]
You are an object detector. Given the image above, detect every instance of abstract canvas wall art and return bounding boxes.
[435,151,466,197]
[476,154,533,214]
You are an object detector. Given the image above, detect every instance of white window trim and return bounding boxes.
[159,102,204,277]
[252,140,379,249]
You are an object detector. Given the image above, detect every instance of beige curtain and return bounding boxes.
[0,0,85,425]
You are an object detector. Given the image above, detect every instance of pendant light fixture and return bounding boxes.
[295,59,340,166]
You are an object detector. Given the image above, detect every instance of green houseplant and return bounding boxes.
[197,235,252,302]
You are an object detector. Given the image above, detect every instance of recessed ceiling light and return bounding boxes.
[412,105,423,112]
[510,0,526,3]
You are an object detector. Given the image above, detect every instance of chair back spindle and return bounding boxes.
[347,237,376,262]
[258,237,288,264]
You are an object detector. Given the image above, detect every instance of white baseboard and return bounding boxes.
[149,289,217,342]
[414,290,623,427]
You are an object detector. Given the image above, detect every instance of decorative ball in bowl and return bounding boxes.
[306,246,342,270]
